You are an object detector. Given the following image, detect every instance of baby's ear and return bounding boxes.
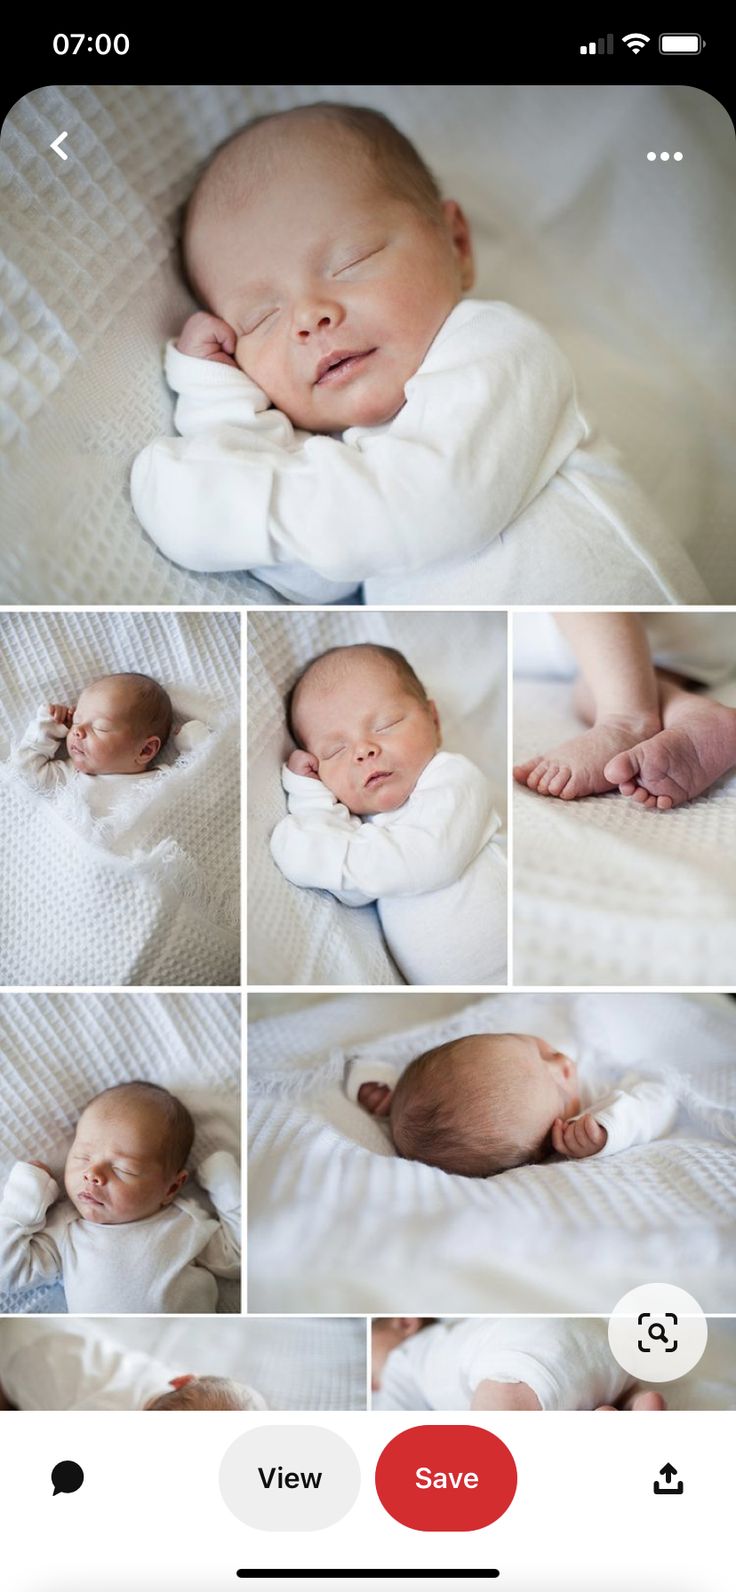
[428,699,441,745]
[139,735,162,766]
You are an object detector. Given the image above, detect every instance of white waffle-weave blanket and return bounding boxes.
[2,85,733,602]
[514,675,736,985]
[248,610,506,984]
[0,991,240,1315]
[0,612,239,985]
[248,992,736,1313]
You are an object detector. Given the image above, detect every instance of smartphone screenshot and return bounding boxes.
[1,29,734,1592]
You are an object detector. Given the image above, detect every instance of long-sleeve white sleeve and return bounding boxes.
[193,1151,241,1278]
[589,1079,679,1157]
[0,1163,63,1290]
[344,1056,400,1103]
[11,709,72,791]
[130,301,587,581]
[270,753,498,905]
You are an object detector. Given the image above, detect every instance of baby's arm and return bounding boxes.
[194,1151,241,1278]
[344,1056,400,1115]
[172,719,211,753]
[553,1080,678,1160]
[131,308,585,581]
[470,1381,541,1411]
[270,757,496,904]
[0,1163,63,1290]
[11,706,73,791]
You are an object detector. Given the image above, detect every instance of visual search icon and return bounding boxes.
[638,1312,678,1353]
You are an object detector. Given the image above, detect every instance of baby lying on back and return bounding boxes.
[269,643,507,984]
[11,671,207,820]
[347,1031,677,1172]
[0,1081,240,1313]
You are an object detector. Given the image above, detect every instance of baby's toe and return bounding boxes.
[604,749,640,784]
[546,766,572,797]
[524,760,550,792]
[631,786,653,806]
[535,763,561,795]
[656,793,674,811]
[513,759,540,786]
[618,780,639,797]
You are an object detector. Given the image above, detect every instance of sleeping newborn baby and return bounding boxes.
[347,1031,678,1172]
[269,644,507,983]
[371,1317,666,1412]
[0,1082,241,1313]
[130,101,705,606]
[11,672,208,820]
[0,1319,266,1411]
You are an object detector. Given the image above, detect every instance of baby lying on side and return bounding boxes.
[0,1319,266,1410]
[0,1082,240,1313]
[347,1031,677,1172]
[131,102,705,606]
[371,1317,665,1412]
[11,672,208,820]
[269,644,507,984]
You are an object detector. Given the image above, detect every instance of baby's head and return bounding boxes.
[143,1375,264,1411]
[288,643,440,815]
[183,102,475,433]
[67,673,172,776]
[371,1317,436,1391]
[391,1033,581,1176]
[64,1081,194,1225]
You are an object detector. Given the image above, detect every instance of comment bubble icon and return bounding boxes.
[51,1460,84,1496]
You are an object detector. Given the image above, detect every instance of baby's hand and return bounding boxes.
[551,1113,608,1159]
[287,749,320,779]
[176,312,239,367]
[27,1159,54,1176]
[357,1082,393,1118]
[46,704,73,729]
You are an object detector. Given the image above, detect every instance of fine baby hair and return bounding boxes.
[143,1375,260,1411]
[84,1081,194,1175]
[96,672,173,752]
[390,1035,550,1176]
[286,643,430,751]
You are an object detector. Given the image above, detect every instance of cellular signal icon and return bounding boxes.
[580,34,614,53]
[622,32,651,53]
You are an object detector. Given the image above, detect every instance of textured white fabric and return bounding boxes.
[271,754,506,985]
[248,992,736,1313]
[13,708,207,816]
[0,1316,366,1411]
[2,85,732,603]
[0,612,239,985]
[344,1056,677,1159]
[514,675,736,986]
[0,1154,240,1315]
[376,1317,633,1412]
[248,611,506,984]
[374,1316,736,1412]
[0,991,240,1314]
[131,303,704,604]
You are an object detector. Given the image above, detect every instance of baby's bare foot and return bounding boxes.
[514,714,660,801]
[604,698,736,811]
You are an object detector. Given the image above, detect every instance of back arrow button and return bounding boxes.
[50,133,69,161]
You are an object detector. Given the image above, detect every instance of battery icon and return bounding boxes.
[659,33,703,53]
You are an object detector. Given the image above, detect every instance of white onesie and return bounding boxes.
[375,1317,634,1412]
[345,1052,678,1159]
[130,300,708,606]
[0,1152,240,1314]
[0,1319,266,1411]
[11,708,209,820]
[269,751,507,984]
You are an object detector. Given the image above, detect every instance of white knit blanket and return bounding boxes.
[248,610,506,984]
[86,1316,365,1410]
[248,993,736,1313]
[514,675,736,985]
[0,612,239,985]
[0,991,240,1315]
[2,84,732,602]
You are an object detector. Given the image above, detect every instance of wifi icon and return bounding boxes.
[623,32,650,53]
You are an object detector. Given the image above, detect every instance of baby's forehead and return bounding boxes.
[297,654,407,716]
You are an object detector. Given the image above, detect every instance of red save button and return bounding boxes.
[375,1425,517,1532]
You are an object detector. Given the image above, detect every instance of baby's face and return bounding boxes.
[191,132,473,433]
[64,1098,186,1225]
[296,658,440,815]
[67,680,157,776]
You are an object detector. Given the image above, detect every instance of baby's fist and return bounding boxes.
[177,312,238,367]
[287,749,320,779]
[46,704,73,729]
[552,1113,608,1159]
[357,1082,393,1118]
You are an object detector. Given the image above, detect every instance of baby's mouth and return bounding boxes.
[79,1190,104,1207]
[314,349,377,386]
[364,769,393,789]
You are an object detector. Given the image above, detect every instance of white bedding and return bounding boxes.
[0,611,240,985]
[85,1316,365,1410]
[248,992,736,1314]
[513,674,736,986]
[0,991,241,1315]
[2,84,733,603]
[248,610,506,985]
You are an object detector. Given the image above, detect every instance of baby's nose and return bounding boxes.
[354,740,378,761]
[294,297,345,337]
[84,1165,104,1184]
